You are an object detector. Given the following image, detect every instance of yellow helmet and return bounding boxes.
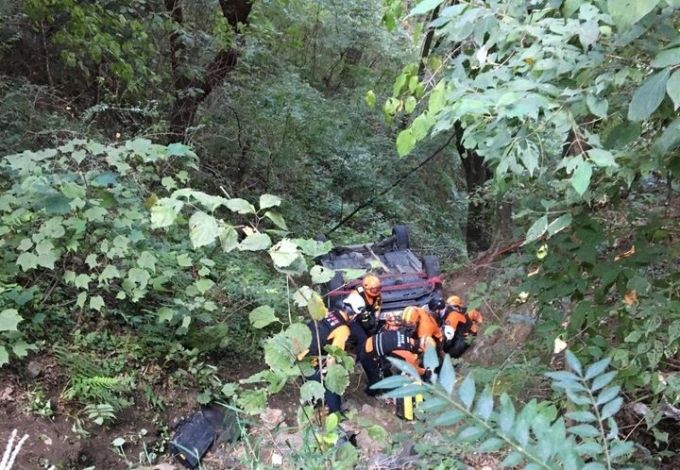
[402,306,418,325]
[362,274,381,298]
[446,295,463,308]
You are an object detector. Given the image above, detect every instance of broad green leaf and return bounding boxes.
[264,211,288,230]
[307,291,327,321]
[628,68,670,122]
[411,113,433,140]
[239,233,272,251]
[409,0,447,17]
[586,95,608,119]
[607,0,661,31]
[310,265,336,284]
[547,214,572,236]
[11,340,36,358]
[609,440,634,459]
[458,374,476,410]
[85,254,99,269]
[176,254,193,267]
[325,363,349,395]
[220,225,239,253]
[150,198,184,229]
[396,129,416,157]
[365,90,376,107]
[604,121,641,149]
[259,194,281,210]
[60,182,86,199]
[157,307,175,322]
[571,159,593,196]
[0,309,22,332]
[404,96,417,114]
[189,211,219,248]
[457,425,486,442]
[0,346,8,367]
[75,274,91,289]
[523,215,548,245]
[195,278,215,295]
[225,198,256,215]
[17,238,32,252]
[300,380,325,404]
[136,251,157,272]
[568,424,600,438]
[128,267,150,289]
[269,239,299,267]
[249,306,279,329]
[478,437,504,452]
[16,252,39,271]
[438,355,456,396]
[667,70,680,110]
[500,451,524,467]
[76,292,87,308]
[579,21,599,49]
[428,81,446,115]
[173,189,228,212]
[565,410,597,422]
[89,295,105,311]
[286,323,312,357]
[587,149,616,167]
[652,48,680,68]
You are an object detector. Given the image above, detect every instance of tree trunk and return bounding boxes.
[454,123,493,254]
[166,0,253,143]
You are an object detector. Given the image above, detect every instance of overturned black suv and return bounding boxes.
[315,226,443,316]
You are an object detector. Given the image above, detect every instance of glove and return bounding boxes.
[421,368,432,382]
[443,325,455,341]
[358,311,377,334]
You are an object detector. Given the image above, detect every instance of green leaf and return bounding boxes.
[457,425,486,442]
[584,357,611,380]
[438,355,456,396]
[596,385,621,405]
[85,254,99,269]
[11,340,36,358]
[428,81,446,115]
[300,380,325,404]
[591,372,618,391]
[307,291,327,321]
[0,346,8,367]
[651,48,680,68]
[474,386,494,421]
[565,350,583,375]
[16,252,39,271]
[286,323,313,357]
[195,278,215,295]
[176,254,193,267]
[150,198,184,228]
[600,396,623,419]
[409,0,446,17]
[310,265,336,284]
[259,194,281,210]
[571,159,593,196]
[220,226,239,253]
[607,0,661,31]
[89,295,105,311]
[136,251,157,272]
[0,309,23,332]
[189,211,219,248]
[264,211,288,230]
[478,437,504,452]
[547,214,572,237]
[365,90,376,107]
[588,149,616,167]
[249,306,278,329]
[239,233,272,251]
[498,393,516,434]
[500,451,524,467]
[158,307,175,323]
[128,267,150,289]
[225,198,256,215]
[604,121,641,149]
[75,274,92,289]
[568,424,600,438]
[325,363,349,395]
[76,292,87,308]
[458,374,476,410]
[523,215,548,245]
[565,411,597,422]
[586,95,608,119]
[609,440,634,459]
[432,409,466,426]
[628,68,670,122]
[667,69,680,110]
[396,129,416,157]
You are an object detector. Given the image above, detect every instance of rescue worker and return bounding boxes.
[345,274,383,389]
[388,305,443,380]
[427,297,446,326]
[441,295,483,359]
[362,328,425,396]
[298,296,365,414]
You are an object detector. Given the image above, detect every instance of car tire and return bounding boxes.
[325,271,345,308]
[392,225,410,249]
[423,255,440,278]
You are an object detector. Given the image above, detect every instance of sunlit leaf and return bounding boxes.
[458,374,476,410]
[239,233,272,251]
[310,265,336,284]
[0,309,23,332]
[189,211,219,248]
[584,357,611,380]
[300,380,325,404]
[325,363,349,395]
[307,291,327,321]
[259,194,282,210]
[249,306,279,329]
[523,215,548,245]
[396,129,416,157]
[225,198,256,214]
[607,0,661,31]
[264,210,288,230]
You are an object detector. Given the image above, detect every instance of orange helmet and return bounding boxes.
[468,309,483,323]
[401,306,418,326]
[446,295,463,308]
[362,274,381,298]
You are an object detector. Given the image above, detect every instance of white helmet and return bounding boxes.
[343,293,367,316]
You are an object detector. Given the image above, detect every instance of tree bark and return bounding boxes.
[454,122,493,254]
[166,0,253,143]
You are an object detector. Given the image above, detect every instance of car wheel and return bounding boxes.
[392,225,410,249]
[423,255,440,277]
